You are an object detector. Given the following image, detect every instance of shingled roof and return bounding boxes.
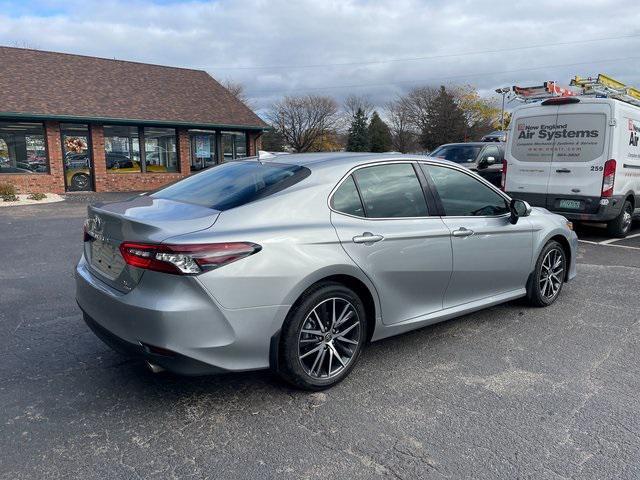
[0,47,267,129]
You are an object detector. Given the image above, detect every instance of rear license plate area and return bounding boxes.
[90,239,125,280]
[556,199,583,211]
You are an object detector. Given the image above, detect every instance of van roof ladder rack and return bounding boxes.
[511,74,640,107]
[570,74,640,107]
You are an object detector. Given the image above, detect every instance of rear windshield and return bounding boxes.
[152,161,311,210]
[511,113,606,162]
[430,145,482,164]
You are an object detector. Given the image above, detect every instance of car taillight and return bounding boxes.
[601,159,616,198]
[119,242,261,275]
[501,159,507,191]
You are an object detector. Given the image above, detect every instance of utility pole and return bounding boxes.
[495,87,510,132]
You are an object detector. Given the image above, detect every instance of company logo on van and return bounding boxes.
[630,119,640,147]
[517,122,599,141]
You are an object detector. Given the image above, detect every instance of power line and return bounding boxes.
[211,33,640,71]
[247,56,640,96]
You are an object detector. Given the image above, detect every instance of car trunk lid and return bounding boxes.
[84,195,220,292]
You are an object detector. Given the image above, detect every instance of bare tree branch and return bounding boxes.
[268,95,339,152]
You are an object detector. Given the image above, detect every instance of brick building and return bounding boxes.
[0,47,267,193]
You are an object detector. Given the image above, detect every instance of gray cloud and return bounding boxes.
[0,0,638,116]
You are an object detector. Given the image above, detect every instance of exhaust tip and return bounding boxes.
[146,361,165,374]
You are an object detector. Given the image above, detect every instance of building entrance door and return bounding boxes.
[61,123,94,191]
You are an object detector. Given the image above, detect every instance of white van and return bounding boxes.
[504,96,640,237]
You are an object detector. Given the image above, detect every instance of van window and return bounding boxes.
[511,113,607,163]
[510,114,557,163]
[553,113,606,162]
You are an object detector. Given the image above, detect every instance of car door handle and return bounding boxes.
[556,168,571,173]
[452,227,474,238]
[352,232,384,244]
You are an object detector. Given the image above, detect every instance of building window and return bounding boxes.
[189,130,217,171]
[0,122,47,174]
[221,131,247,161]
[144,127,178,172]
[104,125,141,173]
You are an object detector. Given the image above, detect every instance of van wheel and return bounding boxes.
[526,240,566,307]
[607,199,633,238]
[278,282,367,390]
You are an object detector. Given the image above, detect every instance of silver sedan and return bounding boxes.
[76,153,577,390]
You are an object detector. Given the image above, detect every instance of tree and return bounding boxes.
[260,129,286,152]
[385,98,419,153]
[268,95,339,153]
[346,108,370,152]
[221,79,251,107]
[454,85,501,140]
[421,86,467,150]
[368,111,392,152]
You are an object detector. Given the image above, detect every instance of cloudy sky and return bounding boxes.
[0,0,638,115]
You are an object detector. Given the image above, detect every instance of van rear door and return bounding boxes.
[546,102,611,214]
[506,105,559,204]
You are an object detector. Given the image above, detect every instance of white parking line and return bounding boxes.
[578,239,640,250]
[598,232,640,245]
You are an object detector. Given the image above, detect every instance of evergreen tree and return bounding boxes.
[346,108,370,152]
[421,85,467,151]
[368,111,392,152]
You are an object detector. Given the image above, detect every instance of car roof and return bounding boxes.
[435,142,502,147]
[254,152,463,171]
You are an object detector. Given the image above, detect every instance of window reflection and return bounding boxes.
[144,127,178,172]
[190,131,216,171]
[0,122,47,174]
[104,125,140,173]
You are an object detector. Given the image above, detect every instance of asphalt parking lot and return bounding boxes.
[1,194,639,479]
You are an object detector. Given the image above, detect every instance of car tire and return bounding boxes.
[71,173,90,191]
[278,282,367,391]
[526,240,567,308]
[606,199,633,238]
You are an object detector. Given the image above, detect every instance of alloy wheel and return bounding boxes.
[622,203,633,232]
[297,297,362,379]
[539,248,564,300]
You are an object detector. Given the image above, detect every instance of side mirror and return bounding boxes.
[509,199,532,224]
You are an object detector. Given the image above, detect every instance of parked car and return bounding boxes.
[76,153,577,390]
[430,142,504,187]
[505,96,640,237]
[481,130,508,142]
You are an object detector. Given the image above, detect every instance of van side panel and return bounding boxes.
[615,102,640,207]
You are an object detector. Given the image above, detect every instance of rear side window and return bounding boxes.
[331,176,365,217]
[152,161,310,210]
[352,163,429,218]
[423,164,509,216]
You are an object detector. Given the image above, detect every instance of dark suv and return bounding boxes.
[429,142,504,187]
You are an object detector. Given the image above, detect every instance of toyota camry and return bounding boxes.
[76,153,577,390]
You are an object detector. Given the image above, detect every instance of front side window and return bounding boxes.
[480,145,500,163]
[0,122,47,174]
[104,125,140,173]
[331,175,364,217]
[152,161,311,210]
[144,127,178,172]
[352,163,428,218]
[430,144,482,164]
[422,164,509,216]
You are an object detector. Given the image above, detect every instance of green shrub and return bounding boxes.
[0,183,18,202]
[27,192,46,201]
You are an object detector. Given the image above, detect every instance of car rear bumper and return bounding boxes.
[75,255,287,374]
[507,192,625,222]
